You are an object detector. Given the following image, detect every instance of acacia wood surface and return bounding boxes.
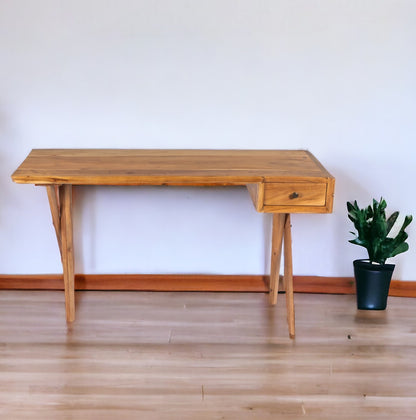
[12,149,334,186]
[263,182,327,206]
[0,290,415,419]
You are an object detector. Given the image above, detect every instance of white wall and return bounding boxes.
[1,0,415,279]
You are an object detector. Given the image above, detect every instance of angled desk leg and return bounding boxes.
[46,185,75,323]
[269,213,295,339]
[283,214,295,338]
[269,214,285,305]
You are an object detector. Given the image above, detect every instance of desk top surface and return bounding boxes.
[12,149,334,186]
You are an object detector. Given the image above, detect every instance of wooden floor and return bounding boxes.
[0,291,415,419]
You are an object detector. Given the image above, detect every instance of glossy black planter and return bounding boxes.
[353,259,395,310]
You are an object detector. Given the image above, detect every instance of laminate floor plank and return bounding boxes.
[0,291,415,419]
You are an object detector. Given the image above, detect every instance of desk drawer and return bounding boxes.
[264,182,327,206]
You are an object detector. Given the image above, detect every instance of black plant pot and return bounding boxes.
[353,259,395,310]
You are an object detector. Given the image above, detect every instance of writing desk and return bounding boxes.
[12,149,335,338]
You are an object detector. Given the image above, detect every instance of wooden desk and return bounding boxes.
[12,149,335,338]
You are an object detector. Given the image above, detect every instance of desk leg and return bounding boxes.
[46,185,75,323]
[283,214,295,339]
[269,214,285,305]
[269,213,295,338]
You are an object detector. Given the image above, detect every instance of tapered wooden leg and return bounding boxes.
[269,214,285,305]
[46,185,62,255]
[269,213,295,338]
[46,184,76,322]
[283,214,295,339]
[59,185,75,323]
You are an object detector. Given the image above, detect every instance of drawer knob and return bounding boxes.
[289,192,299,200]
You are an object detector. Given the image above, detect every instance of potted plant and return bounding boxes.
[347,198,412,310]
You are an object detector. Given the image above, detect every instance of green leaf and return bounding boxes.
[386,212,399,235]
[390,242,409,258]
[401,215,413,231]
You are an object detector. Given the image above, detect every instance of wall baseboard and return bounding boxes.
[0,274,415,297]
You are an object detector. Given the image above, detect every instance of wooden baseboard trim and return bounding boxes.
[0,274,414,298]
[0,274,270,293]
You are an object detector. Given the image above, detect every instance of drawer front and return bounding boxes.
[264,182,327,206]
